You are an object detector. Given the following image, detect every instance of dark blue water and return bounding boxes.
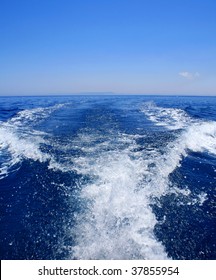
[0,95,215,260]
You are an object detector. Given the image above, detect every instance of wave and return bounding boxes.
[182,122,216,155]
[0,104,65,179]
[8,103,65,127]
[141,101,194,130]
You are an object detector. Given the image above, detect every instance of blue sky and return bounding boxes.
[0,0,216,95]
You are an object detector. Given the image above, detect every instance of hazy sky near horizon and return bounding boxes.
[0,0,216,95]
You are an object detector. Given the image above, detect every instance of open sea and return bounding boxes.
[0,95,215,260]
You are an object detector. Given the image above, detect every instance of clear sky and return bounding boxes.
[0,0,216,95]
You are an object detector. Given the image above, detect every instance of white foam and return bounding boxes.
[69,130,170,260]
[197,192,208,206]
[183,122,216,155]
[69,114,216,259]
[71,152,168,259]
[0,104,65,178]
[0,126,50,178]
[8,103,65,127]
[141,101,193,130]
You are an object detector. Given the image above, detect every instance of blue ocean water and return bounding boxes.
[0,95,215,260]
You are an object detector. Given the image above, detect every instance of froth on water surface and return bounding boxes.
[0,95,215,259]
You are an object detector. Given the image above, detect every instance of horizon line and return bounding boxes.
[0,92,216,97]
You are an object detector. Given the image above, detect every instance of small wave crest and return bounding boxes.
[0,103,66,179]
[8,103,65,127]
[183,122,216,155]
[141,101,193,130]
[141,101,216,156]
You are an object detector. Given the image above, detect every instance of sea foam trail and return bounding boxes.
[141,101,193,130]
[0,104,65,179]
[71,132,168,260]
[69,127,175,259]
[8,103,65,127]
[140,103,216,194]
[70,108,216,260]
